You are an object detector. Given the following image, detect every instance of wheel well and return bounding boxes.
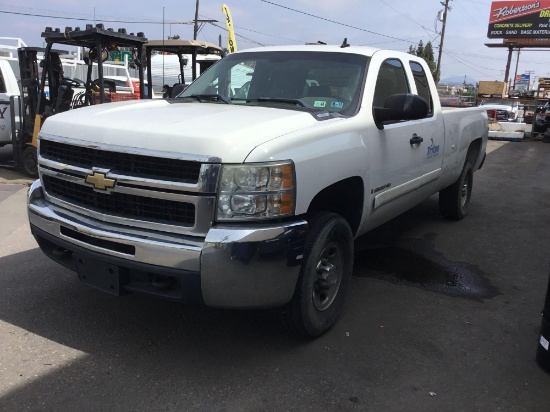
[306,177,364,236]
[466,138,482,167]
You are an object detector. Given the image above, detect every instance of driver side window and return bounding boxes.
[373,59,409,107]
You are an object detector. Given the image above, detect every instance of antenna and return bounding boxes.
[340,38,350,48]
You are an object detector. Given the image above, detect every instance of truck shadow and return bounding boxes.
[0,247,310,409]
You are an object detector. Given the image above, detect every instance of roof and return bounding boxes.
[41,25,148,48]
[145,39,222,55]
[236,44,381,57]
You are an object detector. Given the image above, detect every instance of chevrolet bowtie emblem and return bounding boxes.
[85,172,116,190]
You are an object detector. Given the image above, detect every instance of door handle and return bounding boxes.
[410,134,424,145]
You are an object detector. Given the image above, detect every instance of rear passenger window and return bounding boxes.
[373,59,409,108]
[409,61,433,117]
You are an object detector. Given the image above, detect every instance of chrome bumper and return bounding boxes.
[27,180,307,308]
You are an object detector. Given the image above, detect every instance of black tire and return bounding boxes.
[281,212,354,338]
[439,161,473,220]
[22,146,38,178]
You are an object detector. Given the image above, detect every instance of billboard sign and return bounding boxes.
[488,1,550,38]
[516,73,531,89]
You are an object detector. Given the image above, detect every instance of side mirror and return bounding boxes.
[373,93,429,130]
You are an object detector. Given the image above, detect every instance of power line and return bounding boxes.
[377,0,438,35]
[258,0,420,44]
[200,14,305,44]
[459,0,492,4]
[443,50,495,77]
[0,9,191,24]
[209,22,268,47]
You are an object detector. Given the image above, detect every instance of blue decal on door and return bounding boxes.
[427,138,440,158]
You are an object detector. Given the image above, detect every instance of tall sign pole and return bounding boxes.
[436,0,451,84]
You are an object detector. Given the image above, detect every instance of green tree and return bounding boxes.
[416,40,424,59]
[423,42,437,79]
[408,40,437,80]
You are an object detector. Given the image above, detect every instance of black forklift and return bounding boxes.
[143,39,222,99]
[6,24,147,177]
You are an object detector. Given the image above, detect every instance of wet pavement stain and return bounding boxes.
[354,240,500,300]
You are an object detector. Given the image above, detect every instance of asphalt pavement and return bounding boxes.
[0,141,549,411]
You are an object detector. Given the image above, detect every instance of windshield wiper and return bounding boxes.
[187,94,232,104]
[256,97,306,107]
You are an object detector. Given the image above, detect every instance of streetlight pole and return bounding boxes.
[436,0,452,84]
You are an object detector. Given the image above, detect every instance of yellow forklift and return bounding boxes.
[7,24,147,176]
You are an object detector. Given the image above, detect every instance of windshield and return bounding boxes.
[181,51,368,116]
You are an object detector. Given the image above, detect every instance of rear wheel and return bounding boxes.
[22,146,38,178]
[439,161,473,220]
[281,212,354,338]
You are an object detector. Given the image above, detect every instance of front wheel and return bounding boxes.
[22,146,38,178]
[439,161,473,220]
[281,212,354,338]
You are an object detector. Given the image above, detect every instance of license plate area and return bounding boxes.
[74,254,121,295]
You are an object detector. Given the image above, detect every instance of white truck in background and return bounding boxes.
[0,59,20,149]
[28,45,488,337]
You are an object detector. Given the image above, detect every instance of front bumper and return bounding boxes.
[27,180,307,308]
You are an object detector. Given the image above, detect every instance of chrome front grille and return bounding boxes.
[38,134,220,236]
[40,139,202,183]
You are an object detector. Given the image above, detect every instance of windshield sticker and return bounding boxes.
[427,138,440,158]
[331,101,344,109]
[314,101,326,108]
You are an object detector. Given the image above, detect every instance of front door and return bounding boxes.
[368,58,428,220]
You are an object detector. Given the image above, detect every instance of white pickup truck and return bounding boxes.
[27,45,488,337]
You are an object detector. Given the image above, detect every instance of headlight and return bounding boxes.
[216,161,295,220]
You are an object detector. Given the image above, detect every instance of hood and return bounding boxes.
[41,99,321,163]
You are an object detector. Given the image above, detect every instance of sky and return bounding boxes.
[1,0,549,84]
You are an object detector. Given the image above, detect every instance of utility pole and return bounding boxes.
[436,0,452,84]
[513,49,521,89]
[194,0,200,40]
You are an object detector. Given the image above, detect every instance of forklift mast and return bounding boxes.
[16,48,41,140]
[37,24,147,127]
